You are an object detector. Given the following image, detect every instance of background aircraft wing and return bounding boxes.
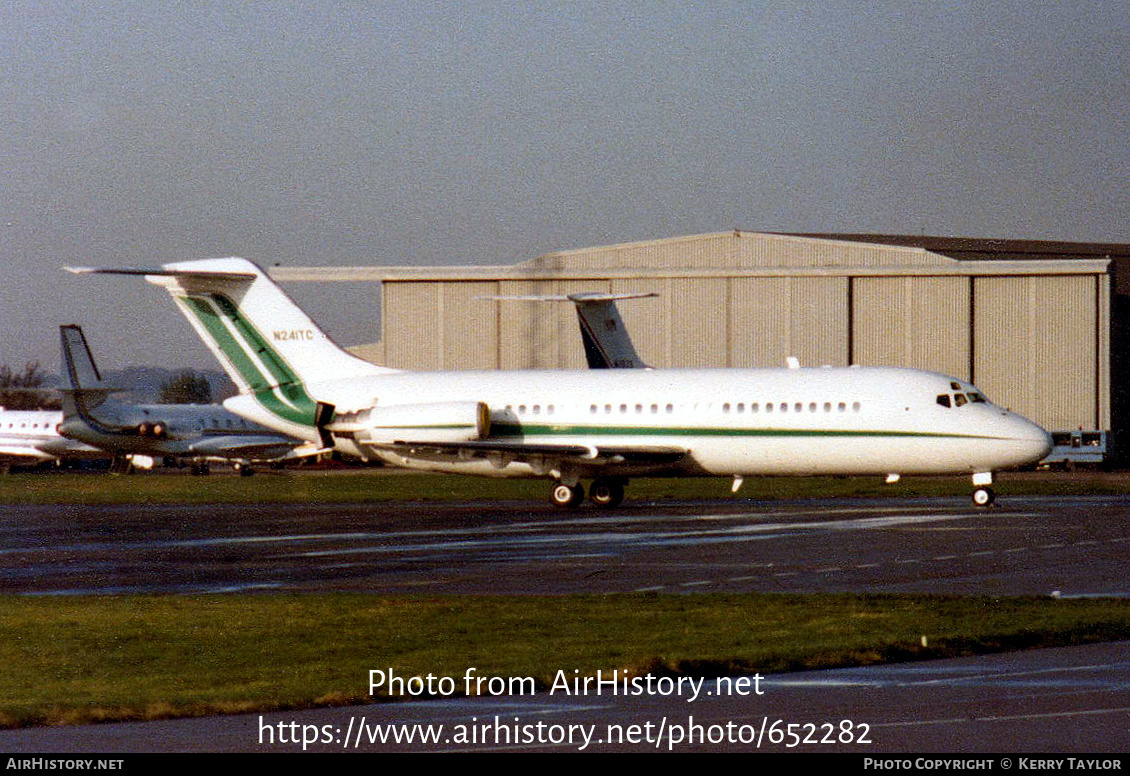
[186,435,321,461]
[0,446,57,463]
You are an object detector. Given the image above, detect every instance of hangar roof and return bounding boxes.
[270,232,1116,283]
[788,233,1130,262]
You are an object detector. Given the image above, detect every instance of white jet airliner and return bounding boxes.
[0,408,106,470]
[69,258,1052,508]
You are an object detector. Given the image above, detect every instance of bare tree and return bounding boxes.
[159,370,213,404]
[0,362,59,410]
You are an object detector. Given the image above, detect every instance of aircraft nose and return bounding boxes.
[1007,413,1053,464]
[1030,425,1054,461]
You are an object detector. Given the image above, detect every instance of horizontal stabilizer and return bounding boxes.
[65,266,257,281]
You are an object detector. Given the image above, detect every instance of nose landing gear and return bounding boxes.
[972,472,995,507]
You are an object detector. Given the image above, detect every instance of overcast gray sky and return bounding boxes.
[2,1,1127,371]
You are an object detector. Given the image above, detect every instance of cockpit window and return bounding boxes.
[950,381,961,391]
[936,394,951,408]
[954,393,968,407]
[969,393,986,403]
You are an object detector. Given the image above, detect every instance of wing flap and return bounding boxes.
[375,439,687,467]
[186,435,311,460]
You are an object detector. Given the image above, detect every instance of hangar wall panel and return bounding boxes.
[973,276,1098,430]
[382,283,442,370]
[439,281,501,370]
[1031,276,1098,430]
[791,277,850,367]
[853,277,970,377]
[727,277,849,367]
[668,279,730,367]
[383,281,502,370]
[729,278,793,367]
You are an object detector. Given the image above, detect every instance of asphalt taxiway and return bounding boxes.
[2,493,1128,752]
[2,495,1127,596]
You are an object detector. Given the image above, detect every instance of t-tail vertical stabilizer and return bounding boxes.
[67,258,396,440]
[59,323,115,416]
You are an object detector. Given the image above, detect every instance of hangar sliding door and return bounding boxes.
[973,275,1099,431]
[852,276,969,378]
[730,276,849,368]
[383,281,499,370]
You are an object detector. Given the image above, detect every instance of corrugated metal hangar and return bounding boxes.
[272,232,1126,452]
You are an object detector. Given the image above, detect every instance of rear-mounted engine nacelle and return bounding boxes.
[137,421,168,439]
[340,401,491,444]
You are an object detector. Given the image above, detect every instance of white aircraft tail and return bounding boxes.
[67,258,395,434]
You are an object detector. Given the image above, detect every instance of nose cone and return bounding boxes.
[1003,412,1053,467]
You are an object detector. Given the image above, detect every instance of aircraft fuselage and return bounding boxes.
[226,365,1051,479]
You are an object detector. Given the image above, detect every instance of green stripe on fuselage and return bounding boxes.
[489,422,1008,441]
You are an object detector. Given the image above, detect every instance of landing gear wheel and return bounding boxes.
[551,482,585,508]
[589,479,625,508]
[972,486,995,507]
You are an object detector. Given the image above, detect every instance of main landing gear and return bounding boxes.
[551,481,585,508]
[589,478,625,508]
[550,477,627,509]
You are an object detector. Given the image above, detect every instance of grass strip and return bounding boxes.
[2,593,1129,728]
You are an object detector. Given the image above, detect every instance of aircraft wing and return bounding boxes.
[186,435,320,461]
[0,446,57,463]
[376,439,687,469]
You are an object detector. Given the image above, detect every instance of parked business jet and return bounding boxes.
[69,258,1053,507]
[57,324,318,474]
[0,408,106,470]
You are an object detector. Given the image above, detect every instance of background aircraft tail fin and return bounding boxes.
[58,324,116,413]
[569,292,651,369]
[483,292,653,369]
